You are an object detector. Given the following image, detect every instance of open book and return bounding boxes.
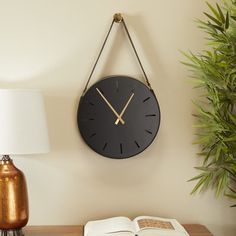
[84,216,189,236]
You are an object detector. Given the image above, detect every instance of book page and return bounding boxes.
[84,217,135,236]
[133,216,189,236]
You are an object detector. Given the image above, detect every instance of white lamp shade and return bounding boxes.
[0,89,50,155]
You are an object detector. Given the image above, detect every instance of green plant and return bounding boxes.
[182,0,236,207]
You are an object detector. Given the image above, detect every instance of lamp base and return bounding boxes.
[0,229,24,236]
[0,156,28,236]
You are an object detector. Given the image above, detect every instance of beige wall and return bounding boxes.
[0,0,235,235]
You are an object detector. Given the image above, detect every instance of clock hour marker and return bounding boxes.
[145,129,153,134]
[145,114,156,117]
[103,142,108,150]
[143,97,150,103]
[90,133,97,138]
[116,80,119,92]
[120,143,123,154]
[135,141,140,148]
[81,118,94,122]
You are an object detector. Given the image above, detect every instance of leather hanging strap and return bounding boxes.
[82,13,152,95]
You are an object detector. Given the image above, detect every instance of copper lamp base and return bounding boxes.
[0,229,24,236]
[0,156,28,236]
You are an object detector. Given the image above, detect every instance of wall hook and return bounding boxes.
[113,13,123,23]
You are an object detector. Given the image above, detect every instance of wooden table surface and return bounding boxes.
[24,225,213,236]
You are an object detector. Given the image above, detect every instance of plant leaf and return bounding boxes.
[206,2,221,20]
[231,15,236,21]
[225,12,229,29]
[216,3,225,23]
[204,12,222,26]
[190,175,207,194]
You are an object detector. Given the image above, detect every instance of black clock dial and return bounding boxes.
[77,75,160,159]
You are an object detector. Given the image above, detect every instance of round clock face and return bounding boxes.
[77,75,160,159]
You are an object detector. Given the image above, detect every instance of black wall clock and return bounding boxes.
[77,14,161,159]
[77,75,160,159]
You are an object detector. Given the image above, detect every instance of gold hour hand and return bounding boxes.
[115,93,134,125]
[96,88,125,124]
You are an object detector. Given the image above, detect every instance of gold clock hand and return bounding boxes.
[115,93,134,125]
[96,88,125,124]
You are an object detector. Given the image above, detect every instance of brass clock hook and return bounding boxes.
[113,13,123,23]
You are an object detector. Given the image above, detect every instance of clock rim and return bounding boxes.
[77,75,161,159]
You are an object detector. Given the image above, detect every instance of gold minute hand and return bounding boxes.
[96,88,125,124]
[115,93,134,125]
